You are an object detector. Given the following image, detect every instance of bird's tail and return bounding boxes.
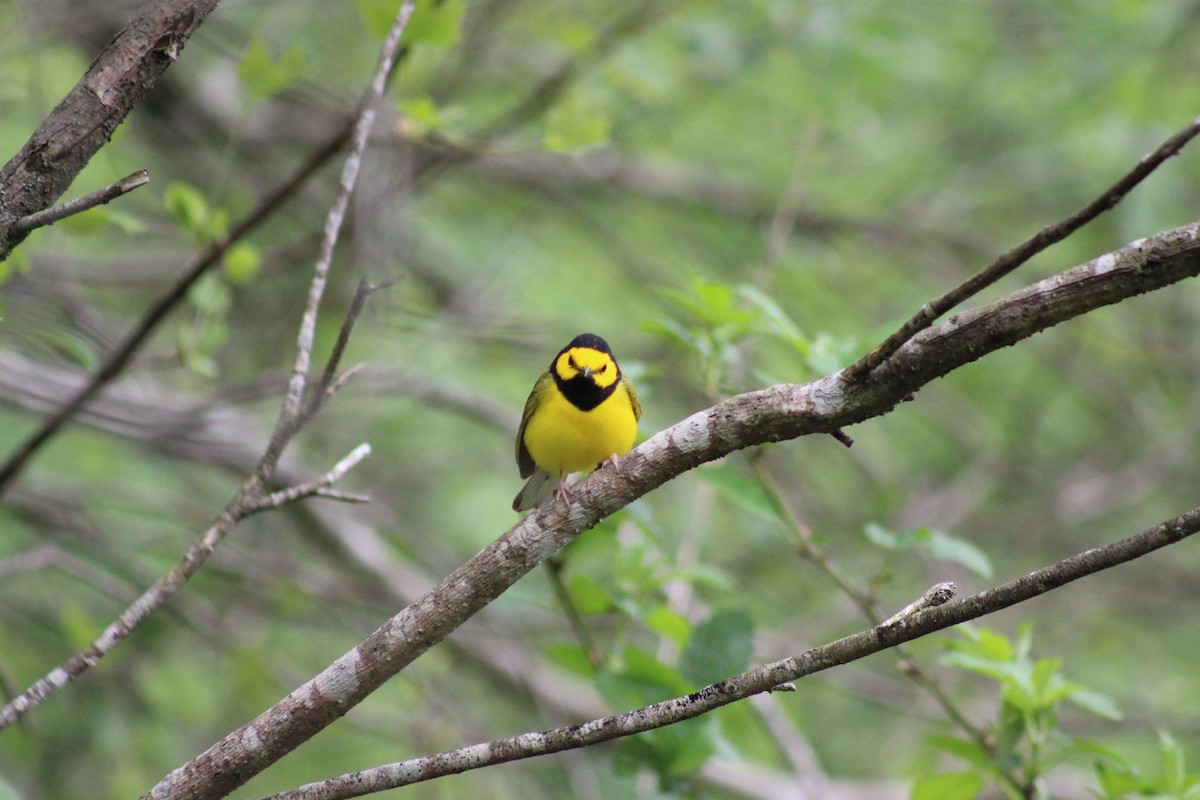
[513,467,556,512]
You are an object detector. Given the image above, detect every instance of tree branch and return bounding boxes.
[264,3,414,466]
[0,0,221,259]
[247,444,373,513]
[7,169,150,235]
[260,502,1198,800]
[844,114,1200,379]
[143,220,1200,800]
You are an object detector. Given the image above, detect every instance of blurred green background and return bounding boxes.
[2,1,1200,798]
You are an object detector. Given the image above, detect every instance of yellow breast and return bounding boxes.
[524,382,638,477]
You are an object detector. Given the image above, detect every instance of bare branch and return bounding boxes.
[247,444,372,513]
[305,279,404,421]
[7,170,150,235]
[845,114,1200,379]
[276,19,413,429]
[257,507,1198,800]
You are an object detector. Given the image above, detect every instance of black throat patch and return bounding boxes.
[554,370,619,412]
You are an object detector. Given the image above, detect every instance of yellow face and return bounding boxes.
[554,346,619,390]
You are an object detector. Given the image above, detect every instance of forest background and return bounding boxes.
[2,1,1200,799]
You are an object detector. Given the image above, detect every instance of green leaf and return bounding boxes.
[679,608,754,686]
[1093,757,1146,796]
[660,563,736,593]
[656,717,718,778]
[863,521,899,549]
[597,648,686,710]
[924,734,990,768]
[642,317,702,353]
[645,605,691,646]
[405,0,464,46]
[940,651,1022,686]
[164,180,209,234]
[622,646,686,690]
[698,465,781,519]
[223,243,262,285]
[202,208,229,242]
[237,37,307,102]
[910,771,986,800]
[946,625,1015,664]
[399,95,441,136]
[543,91,611,153]
[922,529,993,578]
[568,574,615,615]
[187,273,233,316]
[1161,730,1187,794]
[737,284,807,346]
[545,642,597,677]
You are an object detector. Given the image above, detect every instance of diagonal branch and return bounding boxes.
[8,169,150,235]
[143,220,1200,800]
[845,114,1200,379]
[305,278,403,422]
[260,504,1198,799]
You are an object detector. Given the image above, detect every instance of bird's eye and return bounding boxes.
[599,364,608,373]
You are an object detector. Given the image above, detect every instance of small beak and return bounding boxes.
[579,366,594,379]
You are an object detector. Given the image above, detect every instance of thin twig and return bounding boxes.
[305,278,404,421]
[247,444,372,513]
[7,170,150,235]
[256,504,1200,800]
[753,461,999,765]
[275,15,411,430]
[543,556,601,666]
[844,114,1200,379]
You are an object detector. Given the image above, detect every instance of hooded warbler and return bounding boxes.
[513,333,641,511]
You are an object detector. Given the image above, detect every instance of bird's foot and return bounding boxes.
[555,479,572,504]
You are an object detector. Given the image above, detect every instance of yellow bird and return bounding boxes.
[513,333,641,511]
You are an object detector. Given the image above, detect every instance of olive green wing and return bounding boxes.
[516,371,554,478]
[621,373,641,422]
